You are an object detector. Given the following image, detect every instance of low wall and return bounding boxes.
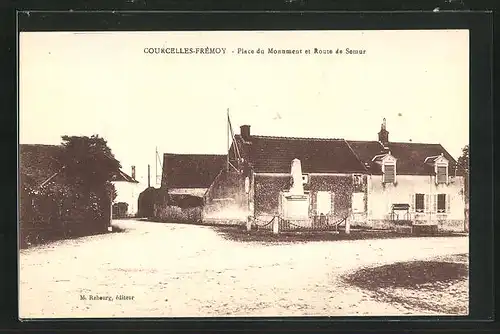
[437,219,465,232]
[155,205,202,223]
[199,218,245,226]
[365,219,466,232]
[202,203,248,225]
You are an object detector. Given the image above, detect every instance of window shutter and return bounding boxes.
[437,165,447,184]
[384,164,395,183]
[425,194,430,213]
[447,194,451,213]
[331,192,335,214]
[308,194,312,216]
[410,194,415,212]
[311,191,317,216]
[278,192,282,216]
[432,194,437,213]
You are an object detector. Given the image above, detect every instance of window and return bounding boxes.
[302,174,309,184]
[383,163,396,183]
[436,165,448,184]
[415,193,425,213]
[353,174,362,186]
[437,194,446,213]
[316,191,333,215]
[352,192,365,213]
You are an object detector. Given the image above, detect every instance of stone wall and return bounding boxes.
[254,173,357,222]
[202,169,250,224]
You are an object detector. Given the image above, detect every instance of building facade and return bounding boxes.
[203,126,368,228]
[347,120,467,231]
[203,121,467,232]
[111,166,141,217]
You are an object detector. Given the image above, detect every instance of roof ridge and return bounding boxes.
[346,139,442,146]
[20,144,61,148]
[389,141,442,146]
[251,135,345,141]
[163,153,226,156]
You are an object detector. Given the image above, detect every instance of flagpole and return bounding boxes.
[226,108,229,172]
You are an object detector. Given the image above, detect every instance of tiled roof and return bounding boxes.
[346,140,464,176]
[162,153,226,188]
[230,135,368,174]
[111,170,139,183]
[19,144,138,187]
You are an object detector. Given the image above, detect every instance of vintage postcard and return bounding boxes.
[19,29,469,318]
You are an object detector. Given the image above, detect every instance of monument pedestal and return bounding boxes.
[283,194,309,220]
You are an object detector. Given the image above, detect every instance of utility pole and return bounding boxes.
[156,147,163,186]
[226,108,229,172]
[148,164,151,188]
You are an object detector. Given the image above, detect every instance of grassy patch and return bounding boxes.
[344,260,468,289]
[213,225,466,243]
[342,255,469,314]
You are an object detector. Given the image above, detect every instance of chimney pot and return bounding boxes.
[240,125,251,141]
[378,118,389,145]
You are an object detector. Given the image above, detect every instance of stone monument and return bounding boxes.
[283,158,309,220]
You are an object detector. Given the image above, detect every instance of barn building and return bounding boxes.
[162,153,226,198]
[150,153,226,222]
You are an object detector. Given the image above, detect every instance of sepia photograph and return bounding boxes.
[19,29,469,318]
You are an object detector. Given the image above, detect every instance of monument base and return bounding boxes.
[283,194,309,220]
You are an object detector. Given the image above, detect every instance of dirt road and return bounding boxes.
[19,220,468,318]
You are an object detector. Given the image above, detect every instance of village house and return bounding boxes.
[111,165,140,217]
[202,125,369,227]
[346,119,467,232]
[202,121,467,232]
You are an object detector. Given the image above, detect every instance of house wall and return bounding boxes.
[112,181,144,217]
[254,173,357,223]
[365,175,466,231]
[201,170,250,224]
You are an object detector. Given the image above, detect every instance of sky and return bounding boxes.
[19,30,469,188]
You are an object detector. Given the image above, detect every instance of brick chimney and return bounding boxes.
[131,166,136,180]
[240,125,251,141]
[378,118,389,145]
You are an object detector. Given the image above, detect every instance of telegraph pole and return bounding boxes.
[226,108,230,172]
[147,164,151,188]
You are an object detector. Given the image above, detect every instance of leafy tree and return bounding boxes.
[20,135,122,247]
[59,135,120,191]
[457,145,469,202]
[457,145,469,174]
[57,135,120,232]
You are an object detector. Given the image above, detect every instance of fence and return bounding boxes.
[252,214,348,232]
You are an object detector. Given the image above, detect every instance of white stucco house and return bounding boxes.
[347,119,467,232]
[111,166,141,217]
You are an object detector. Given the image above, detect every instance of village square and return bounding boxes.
[19,118,470,318]
[19,29,470,318]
